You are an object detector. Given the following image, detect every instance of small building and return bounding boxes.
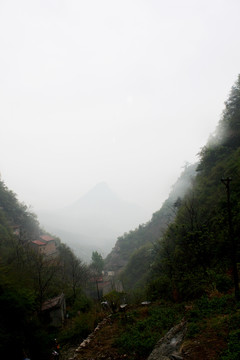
[31,239,48,254]
[31,234,57,257]
[41,293,66,327]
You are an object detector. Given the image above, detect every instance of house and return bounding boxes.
[87,272,123,299]
[31,234,57,257]
[41,293,66,327]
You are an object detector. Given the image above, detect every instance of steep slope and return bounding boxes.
[149,74,240,301]
[0,179,40,241]
[104,164,197,285]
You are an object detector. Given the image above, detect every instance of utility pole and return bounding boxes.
[221,177,240,301]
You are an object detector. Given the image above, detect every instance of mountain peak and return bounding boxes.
[90,182,113,193]
[94,181,109,188]
[70,182,119,211]
[84,182,118,200]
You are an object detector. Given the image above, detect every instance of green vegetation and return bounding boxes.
[145,75,240,304]
[186,295,237,337]
[58,311,96,345]
[114,302,184,359]
[0,179,97,358]
[105,162,197,290]
[90,250,104,276]
[106,75,240,358]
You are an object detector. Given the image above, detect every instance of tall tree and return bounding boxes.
[90,251,104,300]
[58,243,89,302]
[90,251,104,276]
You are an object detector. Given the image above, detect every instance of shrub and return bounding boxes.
[187,322,203,338]
[103,290,126,312]
[58,312,95,345]
[70,294,92,316]
[215,274,233,293]
[146,276,172,301]
[115,302,183,358]
[221,330,240,360]
[186,294,236,340]
[115,326,159,358]
[196,294,235,317]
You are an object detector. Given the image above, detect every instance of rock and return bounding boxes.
[141,301,151,306]
[147,320,187,360]
[170,354,183,360]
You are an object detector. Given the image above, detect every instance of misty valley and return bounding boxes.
[1,75,240,359]
[36,182,149,262]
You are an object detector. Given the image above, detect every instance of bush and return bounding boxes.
[103,290,126,312]
[196,295,236,317]
[177,274,208,300]
[0,284,52,360]
[187,322,203,338]
[69,294,92,316]
[221,330,240,360]
[215,274,233,293]
[146,276,172,301]
[228,312,240,331]
[126,287,147,305]
[114,302,183,358]
[115,326,159,358]
[58,312,95,345]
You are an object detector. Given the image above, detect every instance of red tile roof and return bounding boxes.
[32,240,46,246]
[40,235,55,242]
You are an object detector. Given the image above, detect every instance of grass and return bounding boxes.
[181,293,240,359]
[57,292,240,360]
[114,301,184,358]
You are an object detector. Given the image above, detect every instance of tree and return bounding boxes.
[221,177,240,301]
[29,252,60,311]
[89,251,104,300]
[218,74,240,148]
[58,243,89,302]
[0,179,39,240]
[90,251,104,276]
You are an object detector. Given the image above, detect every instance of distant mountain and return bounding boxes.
[69,182,123,211]
[36,182,149,261]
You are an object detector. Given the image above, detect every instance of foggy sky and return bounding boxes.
[1,0,240,218]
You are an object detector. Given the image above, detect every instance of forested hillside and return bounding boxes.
[104,74,240,304]
[148,74,240,301]
[104,163,197,289]
[0,181,90,359]
[98,75,240,359]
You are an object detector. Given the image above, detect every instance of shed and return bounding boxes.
[41,293,66,327]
